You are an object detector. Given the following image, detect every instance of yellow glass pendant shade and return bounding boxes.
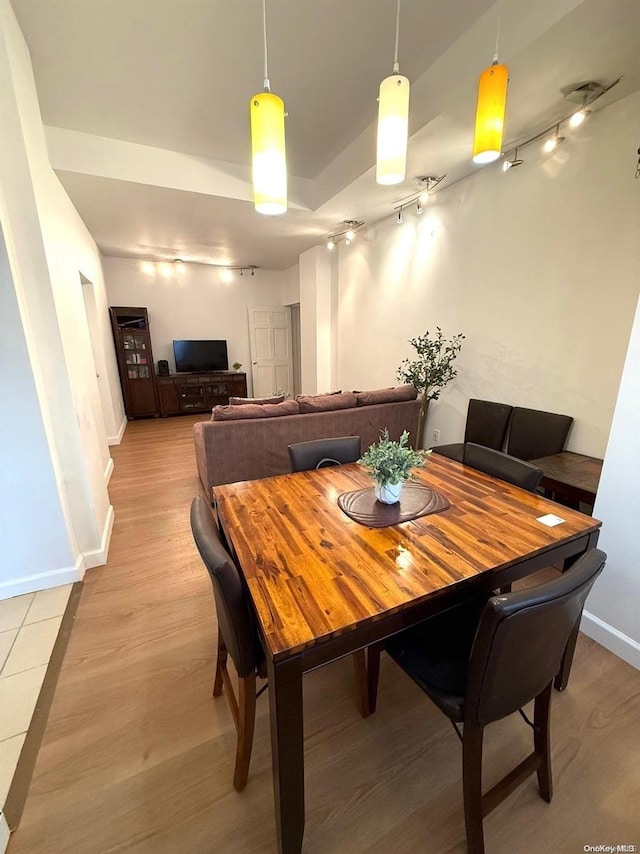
[250,91,287,215]
[376,74,410,185]
[472,62,509,165]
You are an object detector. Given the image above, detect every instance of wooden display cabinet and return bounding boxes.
[109,306,159,419]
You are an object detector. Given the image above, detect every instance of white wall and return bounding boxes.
[0,226,76,594]
[102,257,288,394]
[0,0,124,594]
[335,90,640,456]
[282,263,300,306]
[583,292,640,668]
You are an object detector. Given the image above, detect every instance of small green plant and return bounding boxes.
[396,328,465,448]
[232,362,242,371]
[359,429,429,487]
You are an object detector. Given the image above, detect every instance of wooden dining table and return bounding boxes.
[214,453,601,854]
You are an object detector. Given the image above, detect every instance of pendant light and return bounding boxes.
[376,0,410,185]
[472,11,509,165]
[250,0,287,215]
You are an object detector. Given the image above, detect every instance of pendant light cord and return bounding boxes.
[262,0,270,91]
[393,0,401,73]
[493,0,503,63]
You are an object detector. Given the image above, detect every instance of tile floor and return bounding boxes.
[0,585,72,806]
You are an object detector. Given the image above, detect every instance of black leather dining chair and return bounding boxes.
[506,407,573,461]
[367,548,606,854]
[288,436,362,471]
[463,442,543,492]
[287,435,369,716]
[191,495,373,791]
[432,399,513,463]
[463,443,543,594]
[190,496,266,792]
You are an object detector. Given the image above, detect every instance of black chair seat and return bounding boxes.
[385,597,489,721]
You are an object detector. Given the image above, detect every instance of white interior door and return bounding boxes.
[248,305,293,398]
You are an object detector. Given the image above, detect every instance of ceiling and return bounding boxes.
[11,0,640,270]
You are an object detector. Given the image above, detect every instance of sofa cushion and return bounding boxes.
[262,400,300,417]
[229,394,285,406]
[213,399,300,421]
[356,385,418,406]
[296,391,357,413]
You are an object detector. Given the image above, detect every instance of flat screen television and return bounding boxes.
[173,340,229,373]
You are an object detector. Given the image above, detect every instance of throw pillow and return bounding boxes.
[296,391,357,413]
[262,400,300,417]
[356,385,418,406]
[213,403,268,421]
[212,400,300,421]
[229,394,285,406]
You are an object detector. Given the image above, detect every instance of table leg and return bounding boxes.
[268,653,305,854]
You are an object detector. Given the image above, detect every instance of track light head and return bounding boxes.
[397,207,404,224]
[503,148,523,171]
[569,108,591,128]
[327,237,335,250]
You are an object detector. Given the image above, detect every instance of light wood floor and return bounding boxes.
[8,416,640,854]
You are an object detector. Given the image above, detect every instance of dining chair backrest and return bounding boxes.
[464,399,513,451]
[463,443,543,492]
[190,496,259,679]
[288,436,362,472]
[465,548,605,727]
[506,407,573,461]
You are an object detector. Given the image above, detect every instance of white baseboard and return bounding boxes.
[104,456,114,485]
[0,811,10,854]
[0,553,85,601]
[83,504,115,570]
[107,416,127,446]
[581,610,640,671]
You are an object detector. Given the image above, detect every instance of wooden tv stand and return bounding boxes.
[156,371,247,416]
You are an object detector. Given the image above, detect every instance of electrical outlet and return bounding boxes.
[433,429,440,442]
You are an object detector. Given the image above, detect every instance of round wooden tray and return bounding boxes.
[338,483,450,528]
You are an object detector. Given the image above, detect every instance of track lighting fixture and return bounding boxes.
[569,106,591,128]
[324,221,364,250]
[397,207,404,224]
[376,0,410,185]
[564,80,608,131]
[543,125,565,153]
[502,147,523,171]
[250,0,287,215]
[416,199,423,215]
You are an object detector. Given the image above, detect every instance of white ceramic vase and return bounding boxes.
[375,480,403,505]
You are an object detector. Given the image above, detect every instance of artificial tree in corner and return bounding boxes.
[396,328,465,449]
